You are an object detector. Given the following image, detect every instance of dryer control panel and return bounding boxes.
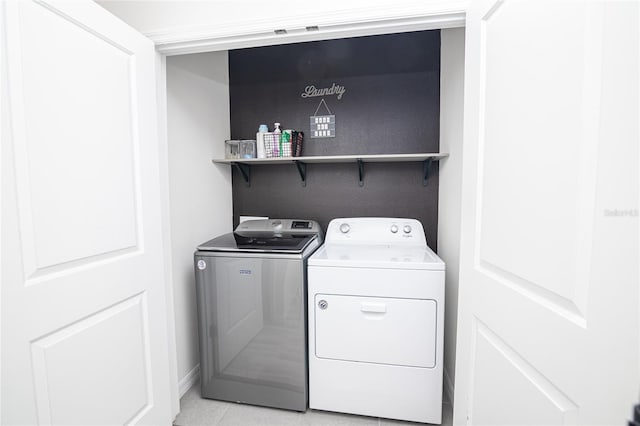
[325,218,426,246]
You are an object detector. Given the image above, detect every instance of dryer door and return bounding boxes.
[314,294,437,368]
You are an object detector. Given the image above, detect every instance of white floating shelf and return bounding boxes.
[212,153,448,165]
[212,153,449,187]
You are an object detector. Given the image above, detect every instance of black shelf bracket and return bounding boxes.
[357,159,364,187]
[294,161,307,187]
[232,162,251,186]
[423,158,434,186]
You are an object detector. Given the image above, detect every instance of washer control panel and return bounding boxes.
[236,218,322,235]
[326,218,426,245]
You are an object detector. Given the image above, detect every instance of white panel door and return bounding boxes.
[454,1,639,425]
[1,1,173,424]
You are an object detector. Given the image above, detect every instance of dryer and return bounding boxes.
[307,218,445,424]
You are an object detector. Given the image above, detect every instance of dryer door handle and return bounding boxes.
[360,302,387,313]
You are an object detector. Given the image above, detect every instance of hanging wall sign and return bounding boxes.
[301,83,346,100]
[310,98,335,138]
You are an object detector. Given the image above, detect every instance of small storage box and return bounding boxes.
[225,140,256,159]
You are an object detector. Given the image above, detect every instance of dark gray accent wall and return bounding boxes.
[229,30,441,249]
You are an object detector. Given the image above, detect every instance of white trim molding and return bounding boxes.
[155,52,180,418]
[179,364,200,398]
[146,2,467,55]
[444,367,455,405]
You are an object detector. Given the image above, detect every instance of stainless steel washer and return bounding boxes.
[194,219,323,412]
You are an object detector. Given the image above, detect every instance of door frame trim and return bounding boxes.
[147,4,467,55]
[155,52,180,418]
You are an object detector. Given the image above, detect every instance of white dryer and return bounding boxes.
[308,218,445,424]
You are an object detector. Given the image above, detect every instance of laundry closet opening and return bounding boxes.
[164,27,464,406]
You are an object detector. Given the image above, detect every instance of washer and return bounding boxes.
[308,217,445,424]
[194,219,322,412]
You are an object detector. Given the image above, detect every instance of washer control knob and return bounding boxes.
[390,224,399,234]
[339,223,350,234]
[403,225,412,234]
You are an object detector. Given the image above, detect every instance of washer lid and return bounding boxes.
[198,232,318,253]
[308,243,445,270]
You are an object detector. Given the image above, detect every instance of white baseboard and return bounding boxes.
[444,367,455,405]
[178,364,200,398]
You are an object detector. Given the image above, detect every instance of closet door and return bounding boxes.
[455,0,638,424]
[1,1,172,424]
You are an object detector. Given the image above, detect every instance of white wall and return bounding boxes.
[98,1,467,36]
[166,51,233,392]
[438,27,465,405]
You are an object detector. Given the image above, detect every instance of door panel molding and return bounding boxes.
[5,0,146,283]
[481,0,504,22]
[24,247,142,286]
[30,293,153,425]
[33,0,134,54]
[476,261,586,327]
[472,0,604,326]
[468,319,578,425]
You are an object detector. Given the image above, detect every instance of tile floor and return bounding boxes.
[174,384,453,426]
